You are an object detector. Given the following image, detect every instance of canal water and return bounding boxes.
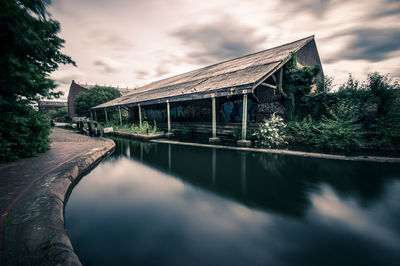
[65,138,400,266]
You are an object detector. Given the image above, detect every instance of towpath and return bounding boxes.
[0,127,115,265]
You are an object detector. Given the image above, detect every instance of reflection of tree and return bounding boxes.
[111,138,400,218]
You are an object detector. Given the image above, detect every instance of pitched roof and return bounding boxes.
[94,35,315,109]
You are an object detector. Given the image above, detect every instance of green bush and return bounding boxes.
[285,116,317,147]
[369,104,400,149]
[285,102,366,152]
[0,106,51,163]
[253,113,288,148]
[312,103,365,152]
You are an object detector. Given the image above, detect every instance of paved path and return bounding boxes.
[0,127,115,265]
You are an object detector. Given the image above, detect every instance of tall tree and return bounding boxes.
[0,0,75,162]
[74,86,122,118]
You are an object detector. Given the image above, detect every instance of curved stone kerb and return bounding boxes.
[3,138,115,266]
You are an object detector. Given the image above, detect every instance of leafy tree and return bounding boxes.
[46,107,68,120]
[0,0,74,162]
[316,75,333,92]
[74,86,122,117]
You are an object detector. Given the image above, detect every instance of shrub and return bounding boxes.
[253,113,288,148]
[106,121,160,135]
[285,116,317,147]
[312,103,365,152]
[369,104,400,149]
[0,106,51,163]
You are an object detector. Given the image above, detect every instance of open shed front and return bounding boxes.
[92,36,323,145]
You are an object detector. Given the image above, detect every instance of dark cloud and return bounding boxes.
[325,28,400,63]
[366,0,400,19]
[155,65,170,77]
[88,31,133,51]
[280,0,343,18]
[94,57,122,73]
[172,15,266,65]
[52,70,84,85]
[281,0,399,19]
[134,70,150,79]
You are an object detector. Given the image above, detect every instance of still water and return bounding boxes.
[65,138,400,266]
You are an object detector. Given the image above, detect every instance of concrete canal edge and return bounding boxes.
[2,138,115,266]
[151,139,400,163]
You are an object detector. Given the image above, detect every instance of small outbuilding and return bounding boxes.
[93,36,323,145]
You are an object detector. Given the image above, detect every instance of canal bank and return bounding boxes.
[65,137,400,266]
[0,127,115,266]
[151,139,400,163]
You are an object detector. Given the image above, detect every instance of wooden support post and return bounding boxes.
[138,104,142,127]
[118,106,122,126]
[166,100,173,137]
[278,67,283,93]
[104,108,108,124]
[242,93,247,140]
[209,95,220,143]
[94,109,97,121]
[237,92,251,146]
[90,110,93,121]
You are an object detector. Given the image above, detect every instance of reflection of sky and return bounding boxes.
[66,154,400,266]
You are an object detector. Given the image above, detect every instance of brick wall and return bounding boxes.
[67,80,89,118]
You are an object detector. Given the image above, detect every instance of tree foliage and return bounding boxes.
[45,107,68,120]
[0,0,74,163]
[74,86,122,117]
[282,53,321,121]
[285,73,400,152]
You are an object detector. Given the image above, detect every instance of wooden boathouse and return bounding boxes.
[92,35,323,146]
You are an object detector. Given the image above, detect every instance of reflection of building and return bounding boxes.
[67,80,132,118]
[38,101,67,112]
[94,36,323,144]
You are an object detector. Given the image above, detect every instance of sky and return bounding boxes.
[48,0,400,100]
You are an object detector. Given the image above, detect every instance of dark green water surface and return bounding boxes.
[65,138,400,266]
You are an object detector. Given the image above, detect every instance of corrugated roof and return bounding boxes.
[94,35,315,109]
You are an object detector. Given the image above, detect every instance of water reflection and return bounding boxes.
[111,138,400,218]
[66,138,400,266]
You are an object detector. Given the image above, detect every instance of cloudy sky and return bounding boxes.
[49,0,400,100]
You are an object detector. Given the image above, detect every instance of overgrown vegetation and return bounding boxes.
[105,121,161,135]
[253,54,400,153]
[0,0,74,163]
[282,53,321,121]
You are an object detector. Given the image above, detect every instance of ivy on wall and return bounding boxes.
[282,53,321,121]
